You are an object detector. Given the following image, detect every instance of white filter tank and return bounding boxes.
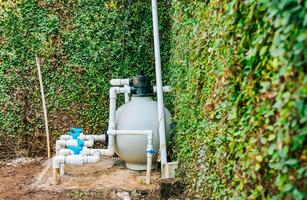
[115,96,172,170]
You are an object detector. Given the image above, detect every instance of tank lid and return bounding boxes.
[130,73,153,97]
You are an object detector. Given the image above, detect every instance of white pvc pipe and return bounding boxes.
[56,139,93,151]
[55,137,97,157]
[124,85,130,103]
[110,80,131,103]
[110,79,130,86]
[54,154,100,166]
[59,149,73,156]
[107,130,152,136]
[110,79,130,103]
[106,86,131,152]
[108,130,153,185]
[151,0,168,172]
[60,133,105,141]
[108,88,117,155]
[60,135,72,140]
[153,85,171,93]
[146,136,153,185]
[113,86,131,94]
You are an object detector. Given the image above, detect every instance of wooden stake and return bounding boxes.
[36,56,51,158]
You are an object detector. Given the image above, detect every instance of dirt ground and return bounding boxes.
[0,158,70,200]
[33,157,160,191]
[0,157,181,200]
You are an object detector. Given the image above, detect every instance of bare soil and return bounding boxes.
[33,157,160,192]
[0,158,69,200]
[0,157,177,200]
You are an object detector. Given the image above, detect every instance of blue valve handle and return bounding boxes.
[71,127,83,134]
[145,149,159,154]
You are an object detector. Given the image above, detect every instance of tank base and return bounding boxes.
[126,162,156,171]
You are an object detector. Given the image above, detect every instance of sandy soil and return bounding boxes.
[0,158,69,200]
[33,157,160,192]
[0,157,167,200]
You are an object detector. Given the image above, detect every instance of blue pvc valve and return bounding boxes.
[76,138,84,146]
[67,138,84,155]
[67,131,80,139]
[67,145,83,155]
[71,127,83,134]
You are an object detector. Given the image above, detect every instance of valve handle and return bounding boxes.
[71,127,83,134]
[145,149,158,154]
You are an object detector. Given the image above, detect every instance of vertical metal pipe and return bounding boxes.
[151,0,167,168]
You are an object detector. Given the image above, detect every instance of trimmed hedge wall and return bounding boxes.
[0,0,171,156]
[168,0,306,199]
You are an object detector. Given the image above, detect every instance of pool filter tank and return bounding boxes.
[115,74,172,170]
[52,74,174,184]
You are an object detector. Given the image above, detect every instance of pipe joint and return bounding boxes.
[153,86,171,93]
[110,79,130,86]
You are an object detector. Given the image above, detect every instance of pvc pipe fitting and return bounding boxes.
[124,85,130,103]
[110,79,130,86]
[60,135,73,140]
[84,139,94,147]
[107,130,153,136]
[153,85,171,93]
[59,149,73,156]
[107,129,153,185]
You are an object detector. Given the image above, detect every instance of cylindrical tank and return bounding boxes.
[115,96,172,170]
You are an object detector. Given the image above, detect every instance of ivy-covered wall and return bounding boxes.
[0,0,171,156]
[0,0,306,199]
[168,0,306,199]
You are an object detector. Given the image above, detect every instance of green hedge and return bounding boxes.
[168,0,306,199]
[0,0,306,198]
[0,0,171,156]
